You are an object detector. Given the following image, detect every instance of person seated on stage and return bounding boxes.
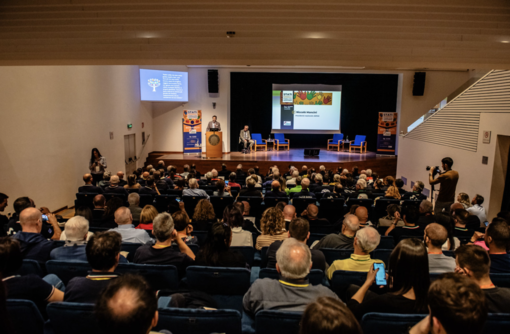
[50,216,89,262]
[300,204,330,225]
[455,244,510,313]
[79,174,104,194]
[239,178,263,198]
[213,179,232,197]
[292,178,316,200]
[300,297,363,334]
[402,181,427,201]
[385,205,422,243]
[98,171,111,189]
[246,168,262,185]
[323,183,344,199]
[124,174,141,190]
[262,217,326,272]
[239,125,254,153]
[417,200,436,227]
[135,205,158,231]
[244,238,338,314]
[395,178,407,197]
[265,181,288,198]
[313,214,360,250]
[183,178,209,200]
[104,176,129,195]
[228,172,241,189]
[425,223,456,273]
[236,164,246,179]
[191,199,216,232]
[355,206,373,227]
[327,226,383,280]
[153,171,168,192]
[288,176,303,195]
[109,207,152,244]
[195,221,246,268]
[218,163,231,177]
[256,207,288,250]
[286,170,300,186]
[138,177,160,196]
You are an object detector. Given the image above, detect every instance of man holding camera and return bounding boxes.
[429,157,459,217]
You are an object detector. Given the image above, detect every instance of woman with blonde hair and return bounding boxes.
[457,192,471,209]
[255,207,288,250]
[192,199,217,231]
[383,176,401,200]
[135,205,158,230]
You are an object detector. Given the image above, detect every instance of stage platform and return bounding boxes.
[146,149,397,177]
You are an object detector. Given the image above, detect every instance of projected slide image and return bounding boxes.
[140,69,188,102]
[293,91,333,105]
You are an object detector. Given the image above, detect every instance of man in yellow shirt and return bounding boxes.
[327,226,384,280]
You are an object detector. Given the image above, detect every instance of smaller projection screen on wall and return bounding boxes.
[140,69,188,102]
[272,84,342,134]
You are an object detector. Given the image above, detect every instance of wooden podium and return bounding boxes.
[206,131,222,158]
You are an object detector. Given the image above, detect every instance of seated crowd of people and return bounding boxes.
[0,162,507,334]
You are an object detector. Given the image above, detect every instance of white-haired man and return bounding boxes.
[402,181,427,201]
[243,238,338,314]
[50,216,90,261]
[312,214,360,250]
[109,207,152,244]
[128,193,142,222]
[327,226,383,279]
[183,178,210,200]
[105,175,128,195]
[286,170,300,186]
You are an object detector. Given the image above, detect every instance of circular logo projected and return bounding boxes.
[209,134,220,146]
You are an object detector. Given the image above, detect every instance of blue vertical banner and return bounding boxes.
[183,110,202,153]
[377,112,397,155]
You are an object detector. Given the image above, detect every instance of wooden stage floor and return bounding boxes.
[147,149,398,177]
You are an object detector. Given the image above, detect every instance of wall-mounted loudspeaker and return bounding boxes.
[412,72,426,96]
[304,149,320,156]
[208,69,219,94]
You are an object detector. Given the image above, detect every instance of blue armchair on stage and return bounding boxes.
[327,133,344,151]
[274,133,290,151]
[251,133,267,152]
[350,135,367,153]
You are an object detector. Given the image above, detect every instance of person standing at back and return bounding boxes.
[429,157,459,217]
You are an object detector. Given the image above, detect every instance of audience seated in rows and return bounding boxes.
[224,205,253,247]
[467,194,487,225]
[139,177,160,196]
[92,194,106,222]
[239,178,262,198]
[402,181,427,201]
[60,206,94,241]
[282,204,296,230]
[213,179,231,197]
[6,197,59,239]
[124,174,141,189]
[109,207,152,244]
[313,214,360,250]
[195,221,246,268]
[385,205,422,242]
[300,204,330,225]
[244,238,338,314]
[482,218,510,273]
[183,178,209,200]
[135,205,158,231]
[79,173,104,194]
[293,178,316,199]
[424,223,456,273]
[354,206,372,227]
[256,207,288,250]
[133,212,195,278]
[327,226,382,279]
[94,197,123,229]
[105,176,128,195]
[288,176,303,194]
[192,199,216,231]
[50,216,89,262]
[418,199,436,227]
[171,210,198,245]
[265,180,287,198]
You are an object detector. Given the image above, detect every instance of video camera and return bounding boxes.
[426,166,441,177]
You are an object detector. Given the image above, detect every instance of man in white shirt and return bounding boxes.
[109,207,152,244]
[183,178,210,200]
[467,194,487,226]
[424,223,456,273]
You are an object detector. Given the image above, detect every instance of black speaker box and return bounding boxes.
[413,72,426,96]
[208,69,219,94]
[304,149,320,156]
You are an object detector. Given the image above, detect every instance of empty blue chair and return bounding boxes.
[186,266,251,312]
[371,249,392,267]
[7,299,45,334]
[47,302,99,334]
[231,246,255,267]
[361,312,426,334]
[18,259,44,277]
[115,263,179,290]
[210,196,235,218]
[320,248,353,266]
[349,135,367,153]
[327,133,344,151]
[259,268,324,286]
[255,310,302,334]
[157,307,242,334]
[46,260,90,285]
[251,133,267,151]
[378,236,395,249]
[274,133,290,151]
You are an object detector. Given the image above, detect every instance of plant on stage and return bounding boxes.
[148,78,161,92]
[297,91,307,100]
[306,91,316,100]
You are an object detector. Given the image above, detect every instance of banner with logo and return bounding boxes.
[183,110,202,153]
[377,112,398,155]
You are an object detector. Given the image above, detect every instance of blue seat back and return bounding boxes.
[260,247,269,261]
[154,194,179,212]
[378,236,395,249]
[374,199,401,219]
[183,196,208,217]
[330,270,368,294]
[166,189,183,196]
[46,260,91,285]
[18,259,44,277]
[157,307,242,334]
[332,133,344,142]
[210,196,235,218]
[47,302,99,334]
[483,313,510,333]
[347,198,373,211]
[490,273,510,288]
[320,248,353,265]
[172,243,200,255]
[115,263,179,290]
[361,312,426,334]
[292,197,317,214]
[353,135,366,146]
[88,226,110,233]
[255,310,302,334]
[104,193,127,202]
[7,299,45,334]
[264,197,289,208]
[75,193,95,209]
[371,249,392,267]
[274,133,286,143]
[307,233,327,247]
[318,197,346,223]
[121,242,144,261]
[309,224,336,235]
[258,268,324,286]
[237,196,264,219]
[252,133,263,144]
[139,194,154,207]
[231,246,255,267]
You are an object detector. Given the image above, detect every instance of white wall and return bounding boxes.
[0,65,153,214]
[397,113,510,220]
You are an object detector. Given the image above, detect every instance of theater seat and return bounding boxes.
[320,248,353,265]
[230,246,255,267]
[47,302,98,334]
[115,263,180,290]
[255,310,302,334]
[361,312,426,334]
[330,270,368,295]
[258,268,324,286]
[18,259,44,277]
[156,307,242,334]
[6,299,45,334]
[46,260,91,285]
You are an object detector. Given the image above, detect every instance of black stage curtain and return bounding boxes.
[229,72,398,152]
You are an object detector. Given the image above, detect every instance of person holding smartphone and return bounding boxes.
[346,238,430,320]
[89,148,107,186]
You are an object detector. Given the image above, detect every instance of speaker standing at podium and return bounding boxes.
[206,115,221,132]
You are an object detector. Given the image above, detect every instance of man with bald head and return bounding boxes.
[293,178,316,200]
[355,206,373,227]
[79,173,104,194]
[265,181,287,198]
[313,214,360,250]
[301,204,330,225]
[109,207,152,244]
[282,204,296,230]
[425,223,456,273]
[13,207,61,262]
[117,171,127,187]
[243,238,338,314]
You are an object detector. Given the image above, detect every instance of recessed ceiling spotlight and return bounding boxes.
[227,31,236,38]
[502,40,509,43]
